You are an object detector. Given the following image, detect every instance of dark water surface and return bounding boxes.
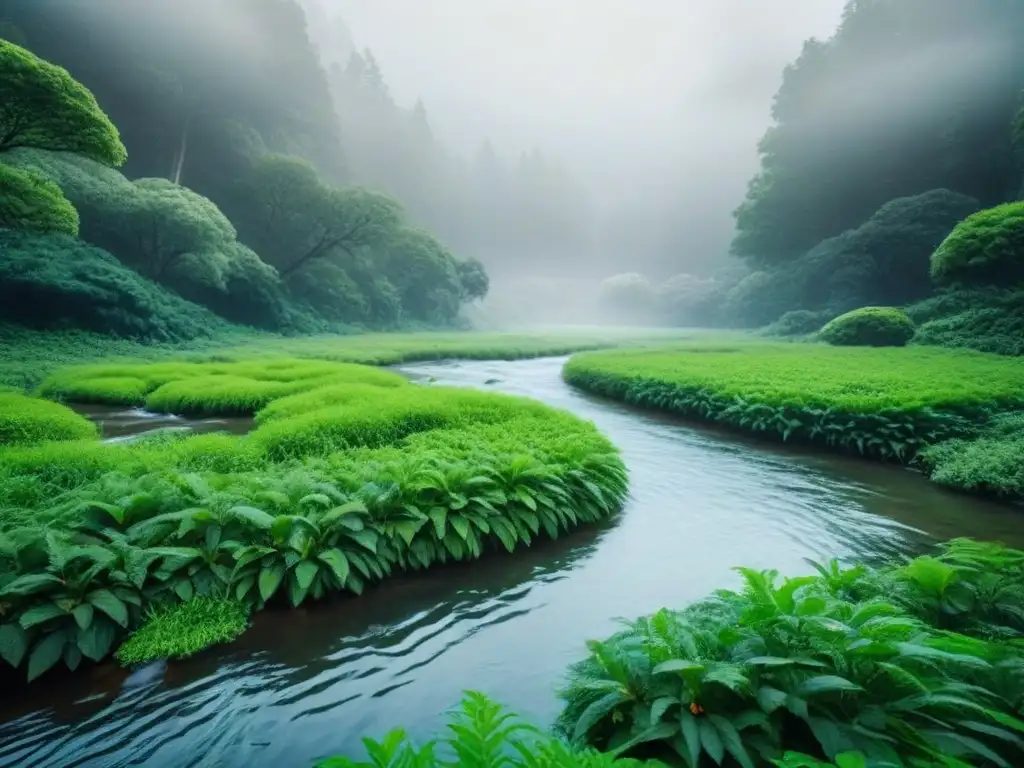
[3,357,1022,767]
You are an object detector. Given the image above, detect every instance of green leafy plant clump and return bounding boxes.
[115,597,249,666]
[316,691,667,768]
[0,390,97,445]
[818,308,915,348]
[0,357,629,681]
[931,202,1024,288]
[562,342,1024,463]
[555,538,1024,767]
[921,413,1024,500]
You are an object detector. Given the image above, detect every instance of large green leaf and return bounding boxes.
[229,505,276,530]
[72,603,95,631]
[259,563,285,602]
[653,659,705,676]
[699,718,725,765]
[318,549,350,587]
[77,616,116,661]
[0,573,63,597]
[796,675,863,696]
[27,630,67,681]
[572,691,627,742]
[678,709,702,768]
[295,560,319,591]
[708,715,755,768]
[88,589,129,627]
[19,602,67,630]
[0,622,28,668]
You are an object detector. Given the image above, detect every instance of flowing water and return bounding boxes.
[3,357,1022,767]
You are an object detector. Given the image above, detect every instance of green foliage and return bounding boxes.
[556,540,1024,767]
[931,202,1024,287]
[0,230,229,342]
[0,40,126,165]
[0,356,628,681]
[908,289,1024,357]
[922,414,1024,500]
[0,391,96,445]
[563,342,1024,462]
[316,692,666,768]
[818,308,915,348]
[0,161,78,235]
[115,597,248,665]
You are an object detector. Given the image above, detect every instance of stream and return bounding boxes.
[2,356,1021,768]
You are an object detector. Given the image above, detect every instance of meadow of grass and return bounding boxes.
[563,341,1024,465]
[1,323,702,391]
[555,538,1024,767]
[0,357,628,682]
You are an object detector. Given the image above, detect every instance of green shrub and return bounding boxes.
[922,413,1024,499]
[908,288,1024,357]
[316,692,666,768]
[0,162,79,235]
[556,540,1024,766]
[762,310,835,337]
[115,598,249,666]
[563,343,1024,462]
[0,230,228,342]
[0,391,97,445]
[818,307,915,347]
[931,202,1024,287]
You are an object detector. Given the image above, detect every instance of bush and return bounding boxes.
[0,230,229,342]
[908,288,1024,357]
[556,540,1024,766]
[818,307,915,347]
[931,202,1024,287]
[762,310,835,337]
[0,391,97,445]
[922,413,1024,499]
[115,598,249,666]
[0,162,79,235]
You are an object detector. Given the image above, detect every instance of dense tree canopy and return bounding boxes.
[0,163,79,236]
[732,0,1024,267]
[0,40,126,166]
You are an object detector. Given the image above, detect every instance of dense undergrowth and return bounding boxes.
[563,343,1024,462]
[0,390,96,445]
[0,359,628,682]
[555,538,1024,767]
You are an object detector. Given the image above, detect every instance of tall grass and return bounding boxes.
[563,342,1024,463]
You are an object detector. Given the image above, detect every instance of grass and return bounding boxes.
[555,538,1024,767]
[563,341,1024,462]
[0,391,97,445]
[0,357,629,681]
[1,324,702,392]
[115,598,249,666]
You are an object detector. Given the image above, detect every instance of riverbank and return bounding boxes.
[563,341,1024,500]
[0,356,628,684]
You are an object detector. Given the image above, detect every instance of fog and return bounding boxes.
[309,1,844,271]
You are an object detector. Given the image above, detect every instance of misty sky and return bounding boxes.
[326,1,846,187]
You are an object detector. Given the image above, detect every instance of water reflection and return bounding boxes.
[3,357,1021,768]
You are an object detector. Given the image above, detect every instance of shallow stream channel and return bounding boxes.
[2,356,1022,767]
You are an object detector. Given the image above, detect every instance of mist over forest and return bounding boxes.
[1,0,1022,339]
